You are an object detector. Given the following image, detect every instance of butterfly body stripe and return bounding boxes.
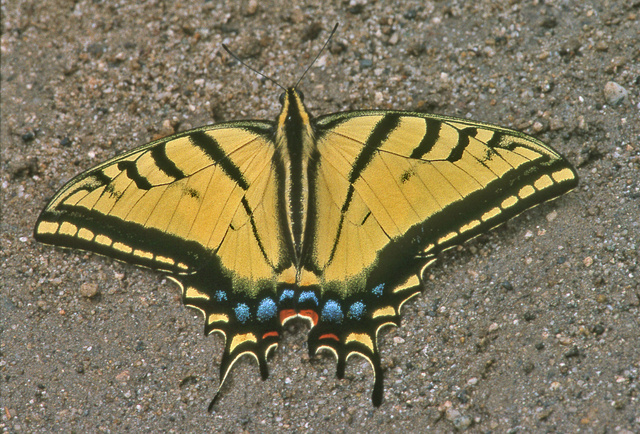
[276,88,318,265]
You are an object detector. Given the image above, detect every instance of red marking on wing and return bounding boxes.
[298,309,319,326]
[279,308,297,324]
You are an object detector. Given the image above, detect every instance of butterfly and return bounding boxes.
[34,26,578,409]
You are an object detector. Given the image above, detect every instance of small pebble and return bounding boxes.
[500,281,513,291]
[115,370,130,382]
[603,81,628,106]
[452,414,472,430]
[624,291,640,307]
[564,346,581,358]
[360,59,373,68]
[245,0,258,15]
[537,407,554,420]
[558,336,573,345]
[523,361,535,374]
[21,131,35,142]
[159,119,177,137]
[532,121,545,133]
[445,407,464,425]
[80,282,100,298]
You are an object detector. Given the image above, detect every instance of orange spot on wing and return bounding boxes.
[319,333,340,342]
[279,308,296,324]
[262,331,279,339]
[298,309,319,326]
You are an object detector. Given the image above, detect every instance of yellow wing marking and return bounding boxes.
[460,219,481,234]
[35,221,59,235]
[184,286,210,301]
[481,207,501,222]
[95,234,112,246]
[392,274,420,294]
[437,231,457,245]
[112,242,132,254]
[552,168,575,183]
[501,196,518,209]
[229,333,258,353]
[345,333,374,352]
[372,306,396,319]
[518,185,536,199]
[133,249,153,260]
[59,222,78,236]
[207,313,230,325]
[78,228,94,241]
[534,174,553,190]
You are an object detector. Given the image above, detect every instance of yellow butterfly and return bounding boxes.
[35,25,578,408]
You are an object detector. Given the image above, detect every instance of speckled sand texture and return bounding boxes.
[2,1,639,432]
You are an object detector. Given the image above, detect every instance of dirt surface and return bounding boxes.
[2,1,639,432]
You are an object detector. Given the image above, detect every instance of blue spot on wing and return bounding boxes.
[234,303,251,323]
[299,291,319,306]
[215,290,228,302]
[372,284,385,297]
[347,301,366,320]
[321,300,343,323]
[279,289,295,302]
[257,298,277,322]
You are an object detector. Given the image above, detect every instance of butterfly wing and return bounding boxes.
[35,121,291,392]
[304,111,578,404]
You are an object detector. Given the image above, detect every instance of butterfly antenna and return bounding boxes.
[222,44,285,90]
[294,22,339,89]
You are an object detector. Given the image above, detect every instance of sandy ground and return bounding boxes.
[2,1,639,432]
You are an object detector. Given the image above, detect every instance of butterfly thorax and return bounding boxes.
[275,88,317,268]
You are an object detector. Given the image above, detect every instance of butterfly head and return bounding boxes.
[279,88,304,106]
[276,88,311,131]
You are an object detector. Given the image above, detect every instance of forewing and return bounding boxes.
[35,121,285,283]
[311,111,578,290]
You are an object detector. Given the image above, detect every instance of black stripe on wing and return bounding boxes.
[35,207,211,273]
[325,113,403,264]
[189,131,250,191]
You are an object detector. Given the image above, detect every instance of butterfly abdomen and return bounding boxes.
[275,88,317,262]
